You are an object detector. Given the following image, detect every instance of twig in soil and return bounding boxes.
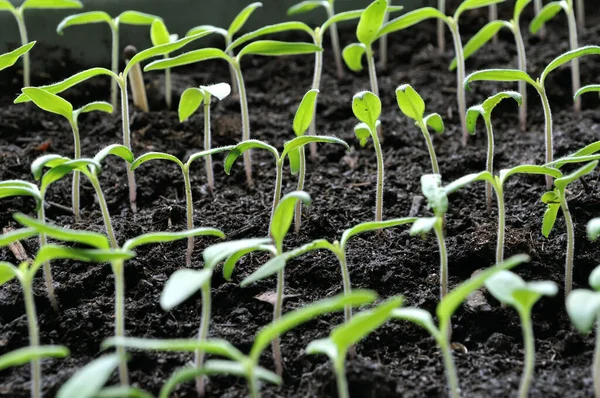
[3,227,31,262]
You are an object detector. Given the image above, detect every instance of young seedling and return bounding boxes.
[130,146,234,266]
[352,91,384,222]
[464,45,600,188]
[485,271,558,398]
[187,2,262,95]
[20,87,113,220]
[530,0,582,112]
[392,254,530,398]
[378,0,506,146]
[306,297,403,398]
[145,40,322,187]
[450,0,531,131]
[395,84,445,174]
[14,32,210,213]
[57,10,161,107]
[178,83,231,195]
[0,0,81,86]
[104,289,377,398]
[150,19,178,109]
[466,91,523,207]
[0,41,35,75]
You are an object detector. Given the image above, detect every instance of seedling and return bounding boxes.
[485,271,558,398]
[464,45,600,188]
[187,2,262,95]
[0,0,81,86]
[57,10,161,107]
[14,32,210,212]
[378,0,506,145]
[530,0,582,112]
[0,41,35,75]
[20,87,113,220]
[352,91,384,222]
[104,289,377,398]
[306,297,403,398]
[450,0,531,131]
[150,20,178,109]
[130,146,235,266]
[178,83,232,195]
[466,91,523,207]
[392,254,530,398]
[145,39,322,187]
[395,84,445,174]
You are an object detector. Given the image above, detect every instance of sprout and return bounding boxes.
[104,290,377,398]
[14,32,210,213]
[352,91,384,222]
[0,0,82,86]
[178,82,231,195]
[187,2,262,95]
[392,254,530,398]
[306,297,403,398]
[0,41,35,74]
[379,0,506,146]
[131,146,234,266]
[395,84,445,174]
[145,39,322,187]
[20,87,113,220]
[57,10,161,107]
[450,0,531,131]
[150,19,179,109]
[464,45,600,188]
[485,271,557,398]
[530,0,582,112]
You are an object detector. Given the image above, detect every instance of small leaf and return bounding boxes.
[57,354,121,398]
[293,89,319,136]
[542,203,560,238]
[574,85,600,101]
[449,20,509,71]
[588,218,600,242]
[514,0,533,20]
[0,42,36,72]
[56,11,114,34]
[0,227,37,248]
[0,1,15,11]
[186,25,228,38]
[287,1,328,15]
[0,262,18,286]
[270,191,311,247]
[455,0,505,19]
[240,255,286,286]
[589,266,600,291]
[93,144,134,173]
[130,152,184,171]
[466,105,484,135]
[228,2,263,36]
[395,84,425,122]
[499,165,563,185]
[223,245,274,281]
[342,43,366,72]
[186,146,235,168]
[228,22,314,52]
[354,122,372,146]
[566,290,600,333]
[0,346,69,371]
[424,113,444,134]
[145,48,230,72]
[484,270,526,306]
[321,9,364,35]
[203,238,272,270]
[116,11,160,26]
[33,245,135,270]
[178,88,204,122]
[41,159,101,193]
[464,69,537,91]
[305,338,339,362]
[31,154,68,180]
[391,308,440,338]
[21,87,73,123]
[123,228,223,251]
[481,91,523,116]
[238,40,321,59]
[377,7,448,38]
[443,171,495,195]
[541,46,600,84]
[529,1,564,34]
[75,101,113,116]
[151,19,171,46]
[421,174,447,216]
[283,135,348,158]
[160,268,212,310]
[357,0,388,46]
[21,0,82,10]
[555,161,598,190]
[200,83,231,101]
[352,91,381,126]
[288,147,301,175]
[0,181,42,209]
[224,140,278,174]
[340,217,417,249]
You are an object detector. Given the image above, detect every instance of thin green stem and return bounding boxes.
[184,170,194,266]
[15,11,30,87]
[484,117,494,210]
[272,268,284,376]
[270,160,283,226]
[538,87,554,189]
[366,49,379,99]
[226,36,238,95]
[437,0,446,52]
[371,124,384,223]
[561,194,575,297]
[308,36,323,160]
[326,5,344,80]
[434,221,448,299]
[37,204,58,311]
[233,62,253,186]
[419,122,440,175]
[23,279,41,398]
[194,283,212,396]
[518,310,535,398]
[513,23,528,131]
[204,98,214,195]
[71,121,81,220]
[496,189,506,265]
[440,341,460,398]
[565,6,581,113]
[593,321,600,398]
[112,260,129,386]
[110,26,119,109]
[119,80,137,213]
[294,148,306,234]
[89,175,118,249]
[449,23,468,146]
[334,360,350,398]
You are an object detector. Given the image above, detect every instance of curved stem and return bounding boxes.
[23,279,41,398]
[272,268,284,376]
[204,99,214,195]
[308,38,323,160]
[496,189,506,265]
[450,23,468,146]
[184,170,194,266]
[437,0,446,52]
[561,195,575,297]
[518,310,535,398]
[513,24,528,131]
[233,62,253,186]
[434,220,448,299]
[15,11,30,87]
[440,341,460,398]
[538,87,554,189]
[335,360,350,398]
[270,160,283,227]
[419,122,440,175]
[294,148,306,234]
[37,205,58,311]
[71,121,81,220]
[111,26,119,110]
[565,6,581,113]
[89,174,118,249]
[593,321,600,398]
[194,283,211,396]
[326,5,344,80]
[120,80,137,213]
[112,260,129,386]
[371,125,385,223]
[484,117,494,210]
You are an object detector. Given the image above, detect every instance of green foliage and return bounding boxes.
[357,0,388,46]
[57,354,122,398]
[352,91,381,126]
[0,346,69,371]
[293,89,319,136]
[0,41,35,72]
[486,271,557,310]
[178,83,231,122]
[529,1,564,34]
[160,269,213,310]
[466,91,522,134]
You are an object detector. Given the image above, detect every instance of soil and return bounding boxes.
[2,1,600,397]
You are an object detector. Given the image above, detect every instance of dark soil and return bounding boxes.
[2,1,600,397]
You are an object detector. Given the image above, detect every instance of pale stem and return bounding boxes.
[565,6,581,113]
[23,279,41,398]
[533,0,546,38]
[184,171,194,267]
[419,122,440,175]
[538,87,554,189]
[593,321,600,398]
[434,220,448,299]
[440,340,460,398]
[120,81,138,213]
[496,189,506,265]
[308,39,324,160]
[484,117,494,210]
[334,360,350,398]
[110,26,119,109]
[89,175,118,248]
[326,5,344,80]
[272,268,285,376]
[371,125,385,223]
[576,0,585,30]
[378,8,390,70]
[194,283,211,396]
[204,98,214,195]
[336,249,355,357]
[437,0,446,52]
[233,63,253,186]
[37,205,58,311]
[71,121,81,220]
[489,5,498,43]
[270,160,283,226]
[513,24,528,131]
[226,36,239,95]
[294,148,306,234]
[247,373,260,398]
[15,11,30,87]
[561,195,575,297]
[518,310,535,398]
[164,64,172,109]
[450,23,468,146]
[112,260,129,386]
[366,49,380,100]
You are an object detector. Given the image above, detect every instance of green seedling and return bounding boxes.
[57,10,161,107]
[104,289,377,398]
[392,254,529,398]
[16,213,223,387]
[306,297,403,398]
[485,271,558,398]
[178,83,231,195]
[187,2,262,95]
[352,91,384,222]
[530,0,582,112]
[0,41,35,75]
[396,84,445,174]
[466,91,523,207]
[145,40,322,187]
[464,45,600,188]
[540,161,598,297]
[378,0,506,146]
[0,0,81,86]
[20,87,113,220]
[14,32,210,213]
[566,265,600,398]
[450,0,531,131]
[150,20,178,109]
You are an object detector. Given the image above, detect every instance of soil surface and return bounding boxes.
[2,1,600,397]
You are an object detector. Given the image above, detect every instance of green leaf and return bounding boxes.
[455,0,506,19]
[395,84,425,122]
[588,218,600,242]
[160,268,212,310]
[186,146,236,168]
[512,281,557,309]
[321,9,364,34]
[237,40,321,60]
[0,346,69,371]
[201,83,231,101]
[250,290,378,361]
[466,105,485,135]
[94,386,154,398]
[409,217,437,236]
[150,19,171,46]
[566,290,600,333]
[203,238,272,270]
[542,202,560,238]
[529,1,564,34]
[144,48,230,72]
[574,84,600,100]
[40,159,101,192]
[354,122,372,147]
[0,42,35,72]
[57,12,114,34]
[282,135,348,159]
[391,308,440,338]
[31,154,68,180]
[0,182,42,209]
[57,354,121,398]
[443,171,495,195]
[352,91,381,126]
[342,43,366,72]
[589,266,600,291]
[484,270,526,306]
[21,87,73,123]
[116,11,160,26]
[555,161,598,190]
[0,1,15,11]
[93,144,134,172]
[287,1,328,15]
[340,218,417,249]
[228,2,263,37]
[223,245,275,281]
[357,0,388,45]
[377,7,448,38]
[228,22,314,52]
[450,20,511,71]
[240,254,286,286]
[186,25,228,38]
[21,0,82,10]
[288,147,301,175]
[514,0,533,20]
[0,262,18,285]
[224,140,278,174]
[0,227,37,248]
[270,191,311,246]
[541,46,600,84]
[178,88,204,123]
[75,101,113,116]
[33,245,135,270]
[464,69,537,91]
[131,152,184,171]
[123,228,223,251]
[305,339,339,363]
[421,174,447,216]
[482,91,523,116]
[499,165,563,185]
[293,89,319,136]
[424,113,444,134]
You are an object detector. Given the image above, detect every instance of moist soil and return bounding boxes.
[2,2,600,397]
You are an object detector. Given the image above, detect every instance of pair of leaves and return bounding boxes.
[395,84,444,133]
[57,10,159,34]
[187,2,262,40]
